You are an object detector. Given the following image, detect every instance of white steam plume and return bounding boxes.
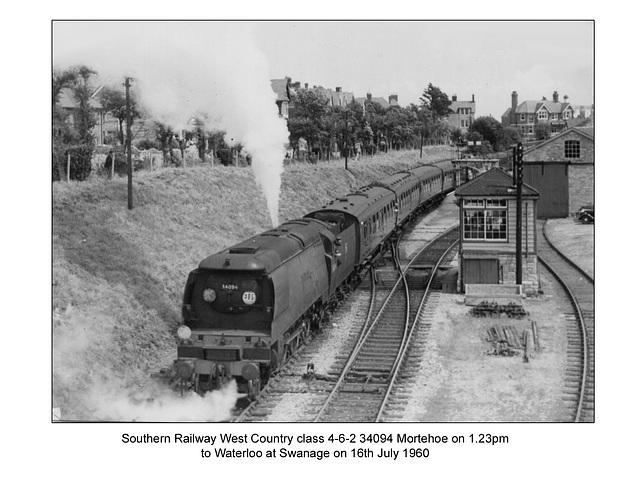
[54,21,287,226]
[88,380,241,422]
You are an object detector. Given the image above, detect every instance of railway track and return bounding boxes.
[314,227,459,422]
[233,223,459,422]
[537,221,594,422]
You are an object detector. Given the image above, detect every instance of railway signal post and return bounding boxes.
[514,142,524,285]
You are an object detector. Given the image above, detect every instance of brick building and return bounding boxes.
[455,168,540,291]
[502,90,575,140]
[523,127,594,217]
[447,94,476,134]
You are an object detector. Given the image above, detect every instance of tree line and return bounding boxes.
[53,65,523,181]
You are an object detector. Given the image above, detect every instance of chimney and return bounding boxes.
[305,83,308,89]
[452,94,457,102]
[472,94,475,103]
[389,94,398,104]
[336,87,342,92]
[512,91,518,111]
[553,91,559,103]
[564,95,569,102]
[367,92,372,101]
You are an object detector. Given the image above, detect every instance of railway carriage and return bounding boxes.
[306,184,396,267]
[373,171,421,227]
[175,160,460,399]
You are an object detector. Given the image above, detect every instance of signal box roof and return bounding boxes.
[455,168,539,198]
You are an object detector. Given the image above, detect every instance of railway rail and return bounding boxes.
[234,225,459,422]
[537,222,594,422]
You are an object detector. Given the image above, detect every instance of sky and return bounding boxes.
[53,20,594,120]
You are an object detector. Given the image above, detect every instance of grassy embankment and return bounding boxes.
[53,147,451,419]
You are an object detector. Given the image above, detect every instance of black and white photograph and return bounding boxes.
[52,19,595,423]
[18,8,632,478]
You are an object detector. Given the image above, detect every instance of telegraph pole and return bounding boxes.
[125,77,133,210]
[344,109,349,170]
[515,142,524,285]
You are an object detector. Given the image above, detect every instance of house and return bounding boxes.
[270,77,294,119]
[522,127,594,217]
[447,94,476,134]
[502,91,575,139]
[454,168,540,291]
[56,87,111,145]
[355,92,397,110]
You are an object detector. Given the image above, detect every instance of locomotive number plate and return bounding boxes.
[222,284,238,291]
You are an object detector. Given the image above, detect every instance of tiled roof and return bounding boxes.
[450,101,475,113]
[56,88,102,109]
[516,100,573,115]
[270,79,291,102]
[455,167,539,197]
[355,96,390,109]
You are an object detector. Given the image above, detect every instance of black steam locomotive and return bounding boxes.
[174,161,457,398]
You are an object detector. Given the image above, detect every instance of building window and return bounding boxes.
[564,140,581,158]
[563,109,572,119]
[528,114,534,122]
[551,113,557,120]
[520,114,526,122]
[463,199,508,241]
[538,110,548,120]
[528,125,534,134]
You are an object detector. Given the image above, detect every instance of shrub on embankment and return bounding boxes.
[52,147,451,419]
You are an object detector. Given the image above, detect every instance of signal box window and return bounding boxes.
[463,199,507,241]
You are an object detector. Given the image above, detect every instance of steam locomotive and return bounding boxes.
[174,160,457,398]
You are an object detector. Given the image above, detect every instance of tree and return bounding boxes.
[52,65,98,180]
[450,127,465,145]
[72,66,98,144]
[420,83,452,118]
[417,84,452,148]
[534,123,551,141]
[469,116,502,151]
[500,127,522,150]
[287,88,330,160]
[99,85,141,145]
[154,122,180,166]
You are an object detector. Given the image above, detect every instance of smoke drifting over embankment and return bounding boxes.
[54,21,288,226]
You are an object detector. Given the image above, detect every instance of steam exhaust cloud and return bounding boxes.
[54,21,288,226]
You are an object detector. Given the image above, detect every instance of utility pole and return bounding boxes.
[125,77,133,210]
[514,142,524,285]
[344,109,349,170]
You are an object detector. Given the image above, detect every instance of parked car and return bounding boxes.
[575,205,594,224]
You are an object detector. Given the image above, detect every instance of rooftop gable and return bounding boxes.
[455,167,539,197]
[270,78,291,102]
[56,87,102,110]
[524,127,594,155]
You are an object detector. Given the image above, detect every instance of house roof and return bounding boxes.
[524,127,594,156]
[355,96,390,109]
[515,100,572,115]
[57,88,102,110]
[450,101,475,113]
[455,167,539,198]
[330,90,354,107]
[270,79,291,102]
